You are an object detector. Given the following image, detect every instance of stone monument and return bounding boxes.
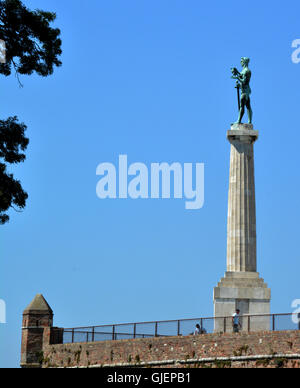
[213,58,271,332]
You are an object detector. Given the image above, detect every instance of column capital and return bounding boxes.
[227,123,258,144]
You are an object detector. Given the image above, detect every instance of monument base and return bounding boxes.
[213,272,271,333]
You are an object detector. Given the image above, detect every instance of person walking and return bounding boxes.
[232,309,242,333]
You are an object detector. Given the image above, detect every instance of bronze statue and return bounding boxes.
[231,57,253,124]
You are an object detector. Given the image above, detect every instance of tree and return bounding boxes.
[0,116,28,224]
[0,0,62,224]
[0,0,62,79]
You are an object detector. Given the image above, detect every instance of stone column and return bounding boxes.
[213,124,271,333]
[227,124,257,272]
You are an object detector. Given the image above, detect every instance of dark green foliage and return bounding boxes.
[0,116,28,163]
[0,116,28,224]
[0,0,62,78]
[0,1,62,224]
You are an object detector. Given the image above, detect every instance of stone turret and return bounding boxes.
[21,294,53,368]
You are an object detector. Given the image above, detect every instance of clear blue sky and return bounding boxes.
[1,0,300,368]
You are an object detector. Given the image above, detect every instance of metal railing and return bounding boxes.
[53,313,300,345]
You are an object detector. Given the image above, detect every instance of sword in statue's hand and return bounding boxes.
[235,81,241,111]
[231,68,241,111]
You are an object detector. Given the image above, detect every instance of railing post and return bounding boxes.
[72,328,74,343]
[272,314,275,331]
[248,315,250,332]
[133,323,136,339]
[177,320,180,336]
[92,327,95,342]
[155,322,158,337]
[112,325,115,340]
[86,331,89,342]
[224,317,226,333]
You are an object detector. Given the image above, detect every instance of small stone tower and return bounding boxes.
[21,294,53,368]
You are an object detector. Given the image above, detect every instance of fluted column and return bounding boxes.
[226,124,258,272]
[213,123,270,332]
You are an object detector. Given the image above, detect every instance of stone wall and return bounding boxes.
[40,330,300,368]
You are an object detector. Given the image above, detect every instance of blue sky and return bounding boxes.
[1,0,300,367]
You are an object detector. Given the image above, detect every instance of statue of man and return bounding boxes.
[231,57,253,124]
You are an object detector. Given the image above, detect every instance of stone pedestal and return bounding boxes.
[213,124,271,332]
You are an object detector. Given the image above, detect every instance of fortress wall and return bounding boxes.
[40,330,300,368]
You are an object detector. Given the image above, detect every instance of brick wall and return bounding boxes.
[41,330,300,368]
[21,310,53,367]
